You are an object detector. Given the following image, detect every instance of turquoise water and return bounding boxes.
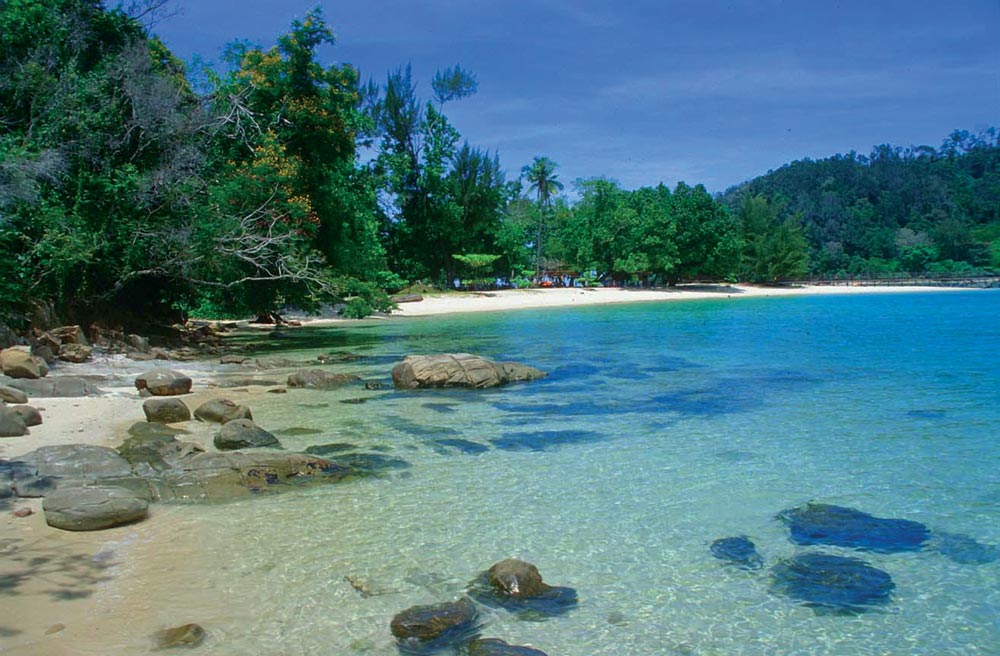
[133,292,1000,654]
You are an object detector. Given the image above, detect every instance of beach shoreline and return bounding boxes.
[0,282,991,653]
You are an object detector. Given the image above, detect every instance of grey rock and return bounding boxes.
[220,354,249,365]
[287,369,360,390]
[135,369,192,396]
[11,405,43,427]
[43,485,148,531]
[0,376,101,397]
[392,354,546,390]
[468,638,549,656]
[213,419,280,450]
[194,398,252,424]
[15,444,134,482]
[143,398,192,423]
[0,384,28,404]
[0,405,29,437]
[57,343,93,363]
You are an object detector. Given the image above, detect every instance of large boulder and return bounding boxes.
[469,559,578,618]
[135,369,192,396]
[0,384,28,404]
[769,553,894,614]
[213,419,281,450]
[0,375,101,397]
[778,503,930,553]
[392,354,546,390]
[0,405,29,437]
[287,369,360,390]
[1,348,48,379]
[142,397,192,423]
[11,405,43,427]
[50,325,89,346]
[14,444,134,482]
[42,485,148,531]
[57,343,93,363]
[390,597,479,647]
[194,398,252,424]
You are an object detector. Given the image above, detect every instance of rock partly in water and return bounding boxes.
[153,623,206,650]
[11,405,43,427]
[194,398,252,424]
[0,384,28,404]
[0,375,101,397]
[287,369,361,390]
[57,343,93,363]
[467,638,549,656]
[778,503,930,553]
[42,485,149,531]
[710,536,764,570]
[769,553,894,614]
[213,419,281,450]
[390,597,480,650]
[14,444,134,482]
[220,354,250,365]
[143,398,192,424]
[392,354,547,390]
[135,369,193,396]
[0,405,29,437]
[930,531,1000,565]
[0,348,48,379]
[469,559,578,619]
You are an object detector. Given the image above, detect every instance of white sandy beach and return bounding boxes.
[0,282,989,653]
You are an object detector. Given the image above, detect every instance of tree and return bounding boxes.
[521,156,564,279]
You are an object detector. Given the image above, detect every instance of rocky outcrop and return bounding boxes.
[392,354,546,390]
[135,369,192,396]
[0,405,29,437]
[213,419,280,450]
[469,559,578,618]
[49,325,89,346]
[42,485,148,531]
[0,384,28,404]
[1,347,48,379]
[142,398,192,423]
[390,597,479,647]
[287,369,360,390]
[57,343,93,363]
[778,503,930,553]
[0,375,101,397]
[15,444,134,482]
[194,398,252,424]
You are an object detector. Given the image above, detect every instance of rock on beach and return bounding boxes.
[135,369,192,396]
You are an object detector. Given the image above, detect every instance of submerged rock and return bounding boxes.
[143,398,192,424]
[390,597,480,649]
[303,442,357,455]
[43,485,148,531]
[153,623,206,650]
[467,638,548,656]
[777,503,930,553]
[213,419,281,450]
[135,369,192,396]
[392,354,546,390]
[710,536,764,570]
[469,559,578,619]
[769,553,894,614]
[931,531,1000,565]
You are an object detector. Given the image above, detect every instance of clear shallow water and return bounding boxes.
[111,293,1000,654]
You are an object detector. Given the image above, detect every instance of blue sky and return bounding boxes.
[153,0,999,193]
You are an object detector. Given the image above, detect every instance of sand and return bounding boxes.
[0,282,987,653]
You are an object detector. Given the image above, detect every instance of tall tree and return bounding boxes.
[521,156,564,279]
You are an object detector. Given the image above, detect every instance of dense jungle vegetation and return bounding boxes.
[1,1,997,329]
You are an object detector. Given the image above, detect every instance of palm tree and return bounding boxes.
[521,156,564,281]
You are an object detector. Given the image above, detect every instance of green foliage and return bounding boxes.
[740,196,809,282]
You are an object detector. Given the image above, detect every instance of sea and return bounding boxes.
[41,291,1000,654]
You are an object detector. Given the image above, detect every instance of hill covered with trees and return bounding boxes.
[1,0,996,333]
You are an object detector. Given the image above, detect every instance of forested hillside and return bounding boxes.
[721,130,1000,277]
[1,0,996,333]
